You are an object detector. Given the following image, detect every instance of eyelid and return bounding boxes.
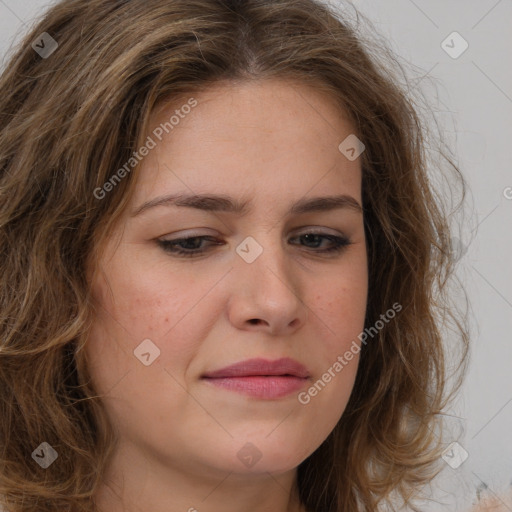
[156,229,352,260]
[160,225,347,240]
[161,228,218,240]
[293,226,345,236]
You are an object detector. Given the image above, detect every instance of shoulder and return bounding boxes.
[467,490,512,511]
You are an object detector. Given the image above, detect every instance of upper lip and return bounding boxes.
[202,357,310,379]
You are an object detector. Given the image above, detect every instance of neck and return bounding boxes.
[93,440,308,512]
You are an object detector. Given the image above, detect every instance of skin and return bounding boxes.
[469,489,512,511]
[85,78,368,512]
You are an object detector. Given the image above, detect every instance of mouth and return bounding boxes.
[201,357,310,399]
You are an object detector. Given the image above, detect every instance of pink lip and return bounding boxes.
[201,358,310,399]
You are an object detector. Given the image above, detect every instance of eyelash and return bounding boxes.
[157,232,352,258]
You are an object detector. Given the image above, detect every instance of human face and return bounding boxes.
[85,79,368,482]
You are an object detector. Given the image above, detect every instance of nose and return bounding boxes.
[226,235,309,336]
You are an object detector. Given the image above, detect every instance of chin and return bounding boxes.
[227,440,313,476]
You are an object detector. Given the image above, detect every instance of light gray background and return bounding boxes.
[350,2,512,510]
[1,1,511,510]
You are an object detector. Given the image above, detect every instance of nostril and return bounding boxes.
[248,319,260,325]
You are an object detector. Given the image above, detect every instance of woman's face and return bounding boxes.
[85,78,368,480]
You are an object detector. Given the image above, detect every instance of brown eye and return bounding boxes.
[157,232,351,259]
[290,233,351,253]
[157,236,223,258]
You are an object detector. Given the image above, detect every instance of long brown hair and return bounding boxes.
[0,0,469,510]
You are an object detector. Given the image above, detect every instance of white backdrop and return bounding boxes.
[0,1,511,510]
[350,1,512,510]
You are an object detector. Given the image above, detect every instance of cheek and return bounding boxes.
[91,252,198,333]
[316,263,368,348]
[82,265,203,428]
[313,289,365,388]
[84,258,221,385]
[303,262,367,409]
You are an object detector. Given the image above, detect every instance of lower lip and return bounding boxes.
[202,376,308,399]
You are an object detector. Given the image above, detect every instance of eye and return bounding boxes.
[157,236,222,258]
[157,232,352,258]
[290,232,352,253]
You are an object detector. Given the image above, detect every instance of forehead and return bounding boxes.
[149,78,353,146]
[132,78,362,207]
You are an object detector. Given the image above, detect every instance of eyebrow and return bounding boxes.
[130,193,363,217]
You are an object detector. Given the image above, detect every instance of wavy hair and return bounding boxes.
[0,0,469,510]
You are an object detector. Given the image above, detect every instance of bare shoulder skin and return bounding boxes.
[468,489,512,511]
